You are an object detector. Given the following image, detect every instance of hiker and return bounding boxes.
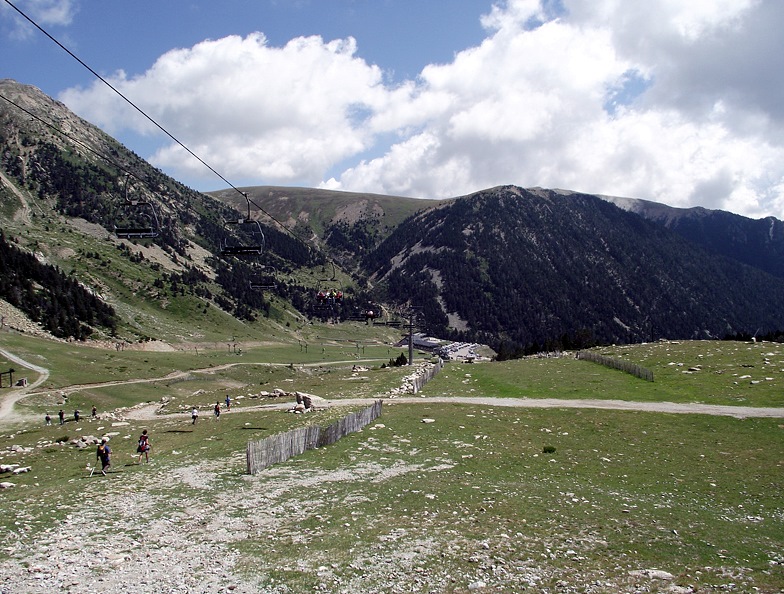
[58,409,64,425]
[96,438,111,475]
[137,429,151,463]
[191,407,198,425]
[45,413,51,426]
[214,402,221,421]
[74,409,80,422]
[225,394,231,411]
[91,405,97,419]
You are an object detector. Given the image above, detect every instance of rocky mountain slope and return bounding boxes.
[2,79,784,352]
[601,193,784,279]
[360,185,784,352]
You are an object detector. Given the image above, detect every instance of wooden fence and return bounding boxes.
[410,358,444,394]
[246,399,383,475]
[576,351,654,382]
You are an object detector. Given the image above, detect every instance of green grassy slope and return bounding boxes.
[0,337,781,591]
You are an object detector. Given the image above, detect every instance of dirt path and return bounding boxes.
[0,347,50,423]
[2,348,783,426]
[120,395,784,423]
[379,396,784,418]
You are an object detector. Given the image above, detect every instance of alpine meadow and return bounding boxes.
[0,79,782,593]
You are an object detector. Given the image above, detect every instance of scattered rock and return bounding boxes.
[629,569,675,580]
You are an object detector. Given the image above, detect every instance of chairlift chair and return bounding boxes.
[113,175,160,240]
[315,281,343,306]
[113,199,160,239]
[220,194,265,257]
[220,220,265,257]
[249,265,277,291]
[314,260,343,305]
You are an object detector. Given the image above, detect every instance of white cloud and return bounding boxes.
[331,0,784,217]
[1,0,77,38]
[59,0,784,218]
[61,32,387,186]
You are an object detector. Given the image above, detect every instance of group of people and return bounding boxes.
[94,429,151,476]
[316,289,343,303]
[46,405,99,426]
[191,395,232,424]
[73,395,239,476]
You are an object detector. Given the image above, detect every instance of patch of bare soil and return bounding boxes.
[332,199,384,225]
[0,300,59,341]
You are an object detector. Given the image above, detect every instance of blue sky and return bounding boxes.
[2,0,784,219]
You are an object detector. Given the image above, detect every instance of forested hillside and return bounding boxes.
[602,194,784,280]
[3,79,784,352]
[0,232,117,339]
[364,186,784,353]
[0,80,323,341]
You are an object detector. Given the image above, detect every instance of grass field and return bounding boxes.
[424,340,784,408]
[0,336,782,592]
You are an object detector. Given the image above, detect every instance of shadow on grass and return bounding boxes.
[165,429,195,433]
[82,470,123,479]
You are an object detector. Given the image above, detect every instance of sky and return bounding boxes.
[1,0,784,219]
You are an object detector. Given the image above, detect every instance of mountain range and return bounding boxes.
[2,78,784,354]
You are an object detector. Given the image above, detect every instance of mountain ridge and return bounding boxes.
[2,78,784,352]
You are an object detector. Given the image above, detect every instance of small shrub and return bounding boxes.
[543,445,556,454]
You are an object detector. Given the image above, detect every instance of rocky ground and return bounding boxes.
[0,441,713,594]
[3,426,776,594]
[0,347,781,592]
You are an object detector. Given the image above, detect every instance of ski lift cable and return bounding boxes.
[2,88,248,242]
[0,92,150,192]
[2,88,314,269]
[2,0,239,198]
[3,0,313,253]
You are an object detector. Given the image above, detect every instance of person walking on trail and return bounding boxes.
[137,429,151,463]
[225,394,231,411]
[191,407,198,425]
[91,405,97,419]
[214,402,221,421]
[45,413,51,426]
[96,438,111,475]
[58,409,64,425]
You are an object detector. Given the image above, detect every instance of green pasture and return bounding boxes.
[423,340,784,408]
[0,337,782,591]
[0,331,410,417]
[233,404,783,592]
[1,402,781,591]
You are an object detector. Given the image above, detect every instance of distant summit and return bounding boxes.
[2,79,784,352]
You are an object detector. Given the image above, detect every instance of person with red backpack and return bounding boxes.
[137,429,151,463]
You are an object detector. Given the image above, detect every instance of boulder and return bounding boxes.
[629,569,675,580]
